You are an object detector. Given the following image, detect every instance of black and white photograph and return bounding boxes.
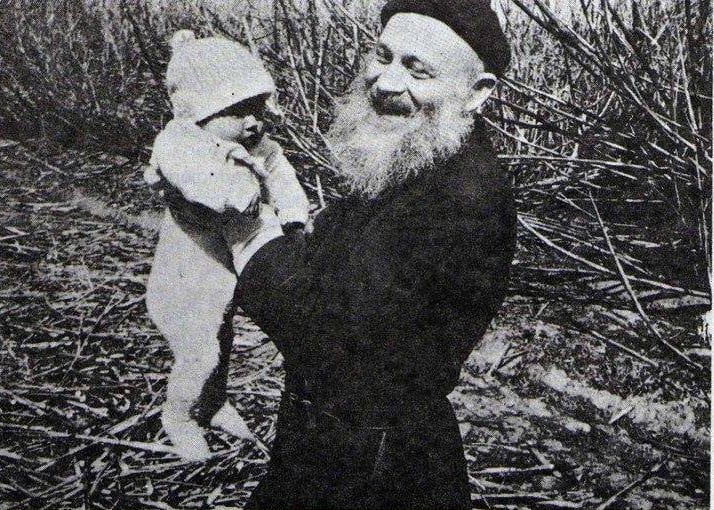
[0,0,710,508]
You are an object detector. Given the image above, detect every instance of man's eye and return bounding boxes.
[404,58,435,79]
[375,47,392,64]
[410,67,434,80]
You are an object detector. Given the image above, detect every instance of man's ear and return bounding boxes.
[464,72,497,113]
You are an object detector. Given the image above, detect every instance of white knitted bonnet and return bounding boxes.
[166,30,276,122]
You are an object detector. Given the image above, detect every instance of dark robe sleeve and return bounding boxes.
[237,162,516,397]
[235,229,317,342]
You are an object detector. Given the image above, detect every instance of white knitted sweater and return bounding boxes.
[146,119,309,225]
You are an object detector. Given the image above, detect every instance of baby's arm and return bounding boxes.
[149,120,260,214]
[249,137,310,226]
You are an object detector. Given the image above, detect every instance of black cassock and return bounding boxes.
[237,122,516,509]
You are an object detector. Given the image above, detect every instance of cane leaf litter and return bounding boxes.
[0,0,709,508]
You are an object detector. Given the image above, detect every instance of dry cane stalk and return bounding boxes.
[589,192,702,371]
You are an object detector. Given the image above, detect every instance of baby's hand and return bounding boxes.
[247,137,282,176]
[227,146,268,179]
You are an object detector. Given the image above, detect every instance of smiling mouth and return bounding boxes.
[371,97,414,117]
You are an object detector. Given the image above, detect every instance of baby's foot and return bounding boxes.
[210,402,253,439]
[162,412,211,462]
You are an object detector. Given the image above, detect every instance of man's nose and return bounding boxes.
[373,64,408,96]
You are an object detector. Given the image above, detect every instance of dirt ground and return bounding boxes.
[0,141,709,509]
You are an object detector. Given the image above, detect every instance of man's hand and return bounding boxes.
[143,163,163,187]
[225,204,284,276]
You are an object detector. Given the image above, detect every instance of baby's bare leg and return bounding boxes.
[146,210,248,460]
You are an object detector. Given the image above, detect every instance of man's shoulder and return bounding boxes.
[439,126,510,206]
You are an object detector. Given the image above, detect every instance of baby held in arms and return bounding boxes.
[144,30,309,461]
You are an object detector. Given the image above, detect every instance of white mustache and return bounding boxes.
[370,92,415,116]
[326,83,474,198]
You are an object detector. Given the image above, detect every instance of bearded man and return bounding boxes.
[170,0,515,508]
[232,2,515,505]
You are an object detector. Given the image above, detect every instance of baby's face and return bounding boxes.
[200,94,268,146]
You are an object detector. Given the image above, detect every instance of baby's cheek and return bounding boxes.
[226,124,247,141]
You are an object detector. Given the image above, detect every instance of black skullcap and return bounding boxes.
[380,0,511,77]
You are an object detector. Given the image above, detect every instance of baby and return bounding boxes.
[144,30,309,461]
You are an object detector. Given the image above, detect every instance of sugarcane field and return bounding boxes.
[0,1,710,508]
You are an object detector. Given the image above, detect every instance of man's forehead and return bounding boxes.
[379,13,481,72]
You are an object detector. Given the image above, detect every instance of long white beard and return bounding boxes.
[325,81,475,198]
